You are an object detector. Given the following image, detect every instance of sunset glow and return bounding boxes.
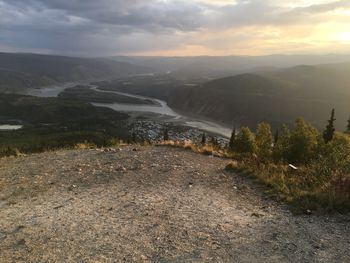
[0,0,349,56]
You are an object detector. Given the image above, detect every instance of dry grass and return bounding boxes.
[74,142,97,149]
[159,140,350,214]
[158,140,229,158]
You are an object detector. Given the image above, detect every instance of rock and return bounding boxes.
[16,239,26,246]
[251,212,264,218]
[53,205,64,210]
[313,244,321,249]
[305,209,312,215]
[212,242,221,250]
[117,166,127,172]
[0,232,6,241]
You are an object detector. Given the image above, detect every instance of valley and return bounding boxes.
[22,82,233,140]
[2,53,350,132]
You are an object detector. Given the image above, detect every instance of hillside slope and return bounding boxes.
[0,53,150,92]
[168,65,350,129]
[1,146,349,262]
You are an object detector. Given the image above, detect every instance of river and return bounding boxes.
[25,84,232,138]
[0,125,23,131]
[25,83,80,97]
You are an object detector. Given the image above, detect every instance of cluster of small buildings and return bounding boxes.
[128,120,228,147]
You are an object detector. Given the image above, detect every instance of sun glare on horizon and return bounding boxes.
[337,32,350,42]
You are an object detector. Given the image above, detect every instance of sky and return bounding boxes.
[0,0,350,57]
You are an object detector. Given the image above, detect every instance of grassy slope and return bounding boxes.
[159,141,350,214]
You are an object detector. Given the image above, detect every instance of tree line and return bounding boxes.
[223,109,350,165]
[197,109,350,169]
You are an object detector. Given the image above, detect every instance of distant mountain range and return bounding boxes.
[0,53,150,92]
[168,63,350,130]
[112,54,350,79]
[1,52,350,130]
[98,60,350,130]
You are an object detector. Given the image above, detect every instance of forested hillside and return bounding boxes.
[167,64,350,130]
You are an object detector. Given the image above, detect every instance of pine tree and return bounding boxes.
[273,125,290,162]
[323,108,336,143]
[163,127,169,141]
[131,132,137,143]
[289,118,319,164]
[229,128,236,151]
[346,115,350,134]
[233,127,257,154]
[274,130,279,144]
[201,133,206,145]
[256,122,273,159]
[210,136,217,146]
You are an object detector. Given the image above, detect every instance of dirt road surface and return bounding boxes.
[0,146,349,262]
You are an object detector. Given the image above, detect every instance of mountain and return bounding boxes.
[112,54,350,79]
[0,53,150,92]
[168,64,350,130]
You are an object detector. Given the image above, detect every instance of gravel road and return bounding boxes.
[0,146,349,262]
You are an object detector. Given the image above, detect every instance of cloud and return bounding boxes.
[0,0,349,56]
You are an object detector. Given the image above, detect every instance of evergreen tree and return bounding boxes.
[201,133,206,145]
[229,128,236,151]
[210,136,218,147]
[233,127,257,154]
[256,122,273,159]
[323,108,336,143]
[274,130,279,144]
[346,115,350,134]
[163,127,169,141]
[273,125,290,162]
[289,118,319,164]
[131,132,137,143]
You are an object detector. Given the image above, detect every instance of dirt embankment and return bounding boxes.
[0,146,349,262]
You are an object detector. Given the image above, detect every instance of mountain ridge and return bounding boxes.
[0,53,151,92]
[167,64,350,129]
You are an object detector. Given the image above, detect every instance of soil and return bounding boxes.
[0,146,349,262]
